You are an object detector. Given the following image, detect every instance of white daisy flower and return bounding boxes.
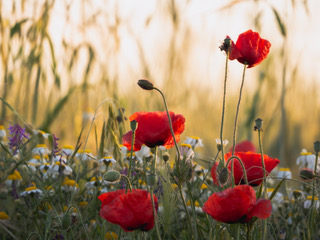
[32,144,50,155]
[184,136,204,148]
[20,183,42,197]
[0,125,6,139]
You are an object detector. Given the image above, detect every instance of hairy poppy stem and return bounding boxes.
[257,129,267,240]
[231,64,247,187]
[150,147,162,240]
[309,150,319,234]
[121,175,132,193]
[154,87,181,162]
[220,49,230,167]
[225,155,248,185]
[128,126,136,179]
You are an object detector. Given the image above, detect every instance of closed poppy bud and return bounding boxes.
[299,168,315,180]
[62,213,71,230]
[104,170,121,183]
[218,167,230,186]
[219,37,232,52]
[138,79,154,90]
[146,174,157,187]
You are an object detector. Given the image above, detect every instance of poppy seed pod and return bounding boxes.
[254,118,263,131]
[130,120,138,132]
[162,152,170,162]
[314,141,320,153]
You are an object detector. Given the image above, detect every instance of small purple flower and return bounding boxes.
[51,134,61,157]
[8,124,29,155]
[153,176,166,199]
[120,168,136,189]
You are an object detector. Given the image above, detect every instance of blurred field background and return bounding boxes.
[0,0,319,172]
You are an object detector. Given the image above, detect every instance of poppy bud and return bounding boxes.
[218,167,230,186]
[130,120,138,132]
[299,168,315,180]
[314,141,320,153]
[104,170,121,183]
[162,152,170,162]
[146,174,157,187]
[137,79,154,90]
[219,37,232,52]
[62,213,71,230]
[254,118,263,131]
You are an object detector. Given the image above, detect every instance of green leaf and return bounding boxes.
[272,7,286,37]
[269,178,286,200]
[10,19,28,38]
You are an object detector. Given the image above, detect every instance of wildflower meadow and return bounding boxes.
[1,1,320,240]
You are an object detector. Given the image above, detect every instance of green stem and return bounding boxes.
[225,155,248,185]
[236,223,240,240]
[150,187,162,240]
[219,51,230,166]
[231,64,247,187]
[154,88,180,162]
[257,129,267,240]
[128,129,136,179]
[121,175,132,193]
[310,151,319,234]
[178,182,194,236]
[149,147,161,240]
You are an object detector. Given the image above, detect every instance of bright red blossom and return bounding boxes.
[229,140,257,153]
[99,189,158,232]
[122,111,185,151]
[228,30,271,68]
[203,185,272,224]
[224,152,280,186]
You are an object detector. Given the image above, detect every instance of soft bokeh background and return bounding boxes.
[1,0,319,171]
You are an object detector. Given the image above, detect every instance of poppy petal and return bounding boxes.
[253,199,272,219]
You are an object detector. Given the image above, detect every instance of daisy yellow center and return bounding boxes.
[301,152,312,155]
[190,136,200,140]
[181,143,192,148]
[0,125,4,130]
[25,186,38,191]
[0,212,9,220]
[63,145,74,150]
[307,196,318,200]
[279,168,290,171]
[36,144,47,148]
[7,170,22,180]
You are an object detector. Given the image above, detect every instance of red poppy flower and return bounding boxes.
[203,185,272,224]
[228,30,271,68]
[224,152,280,186]
[229,140,257,153]
[99,189,158,232]
[122,111,185,151]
